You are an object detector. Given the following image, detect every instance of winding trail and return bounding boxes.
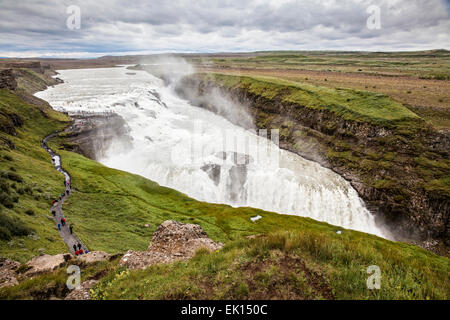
[42,128,88,255]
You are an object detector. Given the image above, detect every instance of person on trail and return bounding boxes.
[57,223,61,231]
[75,250,79,256]
[52,210,55,217]
[66,190,69,195]
[73,244,77,252]
[61,217,65,226]
[69,225,73,234]
[52,200,56,205]
[77,243,81,250]
[79,249,84,255]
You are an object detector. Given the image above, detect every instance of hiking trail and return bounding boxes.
[42,127,88,255]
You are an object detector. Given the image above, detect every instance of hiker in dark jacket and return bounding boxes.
[66,190,69,195]
[73,244,77,252]
[69,225,73,234]
[77,243,81,250]
[52,210,55,217]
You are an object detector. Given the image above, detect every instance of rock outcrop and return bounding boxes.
[25,253,72,276]
[120,220,223,270]
[0,258,20,288]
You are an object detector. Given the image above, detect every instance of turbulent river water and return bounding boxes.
[36,66,388,238]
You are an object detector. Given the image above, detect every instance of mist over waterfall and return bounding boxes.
[35,65,389,238]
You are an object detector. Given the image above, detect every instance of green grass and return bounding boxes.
[0,86,448,300]
[202,73,419,126]
[205,50,450,78]
[91,231,449,300]
[0,89,71,262]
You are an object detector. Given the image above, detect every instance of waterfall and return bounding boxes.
[35,66,389,238]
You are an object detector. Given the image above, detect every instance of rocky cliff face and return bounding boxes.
[0,69,17,91]
[176,76,449,252]
[63,114,132,160]
[0,61,44,72]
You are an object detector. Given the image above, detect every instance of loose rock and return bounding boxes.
[65,280,98,300]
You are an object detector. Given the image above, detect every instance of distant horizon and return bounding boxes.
[1,48,449,60]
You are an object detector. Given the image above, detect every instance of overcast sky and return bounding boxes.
[0,0,449,58]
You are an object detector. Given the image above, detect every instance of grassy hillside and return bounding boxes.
[90,231,449,300]
[0,86,448,300]
[0,89,70,262]
[203,73,420,126]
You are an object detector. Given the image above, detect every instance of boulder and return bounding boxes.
[120,220,223,270]
[25,253,71,276]
[77,251,110,264]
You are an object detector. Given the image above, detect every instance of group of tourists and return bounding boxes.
[51,183,78,247]
[73,243,89,256]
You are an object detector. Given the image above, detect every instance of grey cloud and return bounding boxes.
[0,0,448,57]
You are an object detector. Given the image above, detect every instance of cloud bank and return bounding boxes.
[0,0,449,57]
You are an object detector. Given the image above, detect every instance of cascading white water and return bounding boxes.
[36,66,388,238]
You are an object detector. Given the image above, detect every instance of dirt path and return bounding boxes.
[42,128,88,255]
